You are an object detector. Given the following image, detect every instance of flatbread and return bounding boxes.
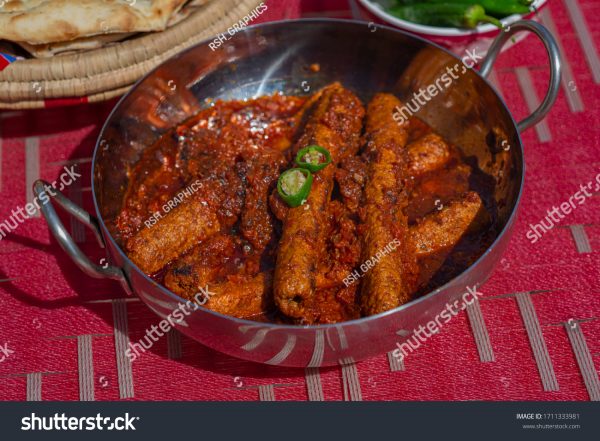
[13,0,212,57]
[0,0,189,45]
[18,33,136,58]
[166,0,211,26]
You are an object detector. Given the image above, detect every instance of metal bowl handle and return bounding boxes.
[33,179,129,286]
[479,20,562,132]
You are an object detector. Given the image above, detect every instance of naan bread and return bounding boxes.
[0,0,188,45]
[12,0,211,57]
[166,0,211,26]
[18,33,136,58]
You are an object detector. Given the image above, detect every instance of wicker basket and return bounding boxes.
[0,0,263,109]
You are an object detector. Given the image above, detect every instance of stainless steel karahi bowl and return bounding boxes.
[34,19,561,367]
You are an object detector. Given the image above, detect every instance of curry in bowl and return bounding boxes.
[113,83,495,325]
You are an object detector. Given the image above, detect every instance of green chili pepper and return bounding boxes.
[392,0,531,19]
[389,3,503,28]
[295,145,332,172]
[277,168,313,207]
[484,1,532,17]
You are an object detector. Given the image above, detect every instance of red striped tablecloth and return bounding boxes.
[0,0,598,401]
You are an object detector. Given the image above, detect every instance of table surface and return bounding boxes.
[0,0,598,401]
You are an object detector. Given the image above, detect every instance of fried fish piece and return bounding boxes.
[164,234,238,296]
[297,191,487,291]
[359,93,419,316]
[126,157,249,275]
[411,191,487,258]
[407,162,472,222]
[274,83,365,319]
[240,151,287,252]
[165,233,270,319]
[125,184,221,274]
[178,272,272,320]
[407,133,451,178]
[204,273,272,319]
[411,191,489,286]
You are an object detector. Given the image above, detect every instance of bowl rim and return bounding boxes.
[94,17,525,331]
[357,0,548,37]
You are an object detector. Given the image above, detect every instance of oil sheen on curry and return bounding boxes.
[114,83,495,325]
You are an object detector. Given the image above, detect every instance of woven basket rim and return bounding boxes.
[0,85,129,110]
[0,0,263,105]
